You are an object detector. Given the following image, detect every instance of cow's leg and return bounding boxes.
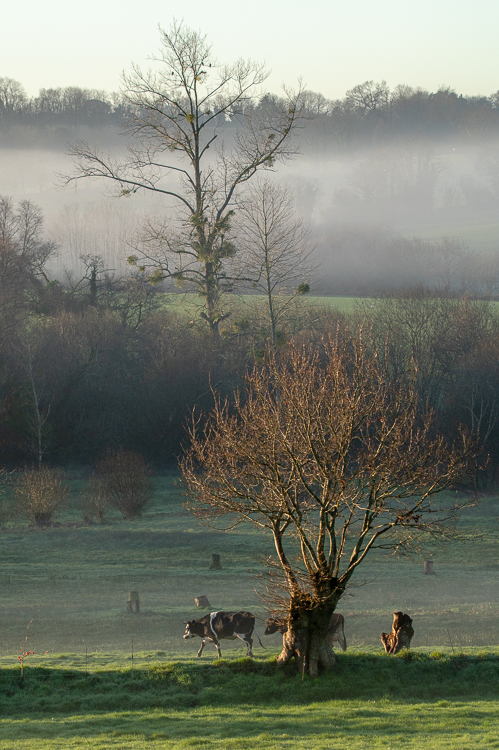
[245,635,254,658]
[196,639,206,657]
[338,631,347,651]
[327,629,347,652]
[214,638,222,658]
[235,633,254,657]
[329,626,347,652]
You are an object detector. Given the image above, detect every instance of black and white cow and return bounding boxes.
[183,610,263,658]
[264,612,347,651]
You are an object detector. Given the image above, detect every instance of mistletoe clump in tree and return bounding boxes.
[63,21,305,336]
[182,329,477,676]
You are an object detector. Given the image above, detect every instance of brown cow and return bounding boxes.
[264,612,347,651]
[381,611,414,654]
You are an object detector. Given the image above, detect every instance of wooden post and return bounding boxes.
[209,554,222,570]
[424,560,435,575]
[381,611,414,654]
[195,595,211,608]
[127,591,140,614]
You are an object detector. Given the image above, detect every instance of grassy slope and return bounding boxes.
[0,477,498,748]
[0,653,498,749]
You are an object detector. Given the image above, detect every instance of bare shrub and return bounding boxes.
[14,466,69,527]
[93,449,153,520]
[0,476,11,527]
[80,477,108,524]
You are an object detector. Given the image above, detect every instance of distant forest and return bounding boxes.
[1,76,499,150]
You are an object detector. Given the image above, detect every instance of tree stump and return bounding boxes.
[424,560,435,575]
[127,591,140,614]
[209,554,222,570]
[195,595,211,608]
[381,611,414,654]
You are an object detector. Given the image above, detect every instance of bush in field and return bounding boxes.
[0,470,13,526]
[0,487,11,527]
[80,478,108,523]
[93,449,153,519]
[14,466,69,526]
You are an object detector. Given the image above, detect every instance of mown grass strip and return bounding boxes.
[1,700,498,749]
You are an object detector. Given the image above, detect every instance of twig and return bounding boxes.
[446,629,455,655]
[18,606,41,680]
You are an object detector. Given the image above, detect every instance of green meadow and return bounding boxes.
[159,292,360,319]
[1,652,499,749]
[397,217,499,252]
[0,476,498,748]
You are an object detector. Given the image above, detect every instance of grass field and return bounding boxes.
[160,292,360,320]
[1,477,498,655]
[0,652,498,749]
[155,292,499,328]
[397,217,499,253]
[0,475,498,748]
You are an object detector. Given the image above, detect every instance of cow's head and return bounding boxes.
[264,617,286,635]
[183,621,194,639]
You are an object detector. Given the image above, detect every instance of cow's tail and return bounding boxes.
[254,627,266,649]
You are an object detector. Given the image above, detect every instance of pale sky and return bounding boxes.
[2,0,498,101]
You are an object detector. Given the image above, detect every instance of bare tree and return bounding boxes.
[20,339,52,468]
[0,195,55,316]
[62,21,305,336]
[10,323,58,466]
[182,330,476,676]
[14,466,69,527]
[93,448,153,519]
[0,78,28,117]
[344,80,391,113]
[235,178,314,349]
[15,200,56,283]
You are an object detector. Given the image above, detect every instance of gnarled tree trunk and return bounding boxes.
[276,598,337,677]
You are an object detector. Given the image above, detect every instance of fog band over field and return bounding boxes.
[2,127,499,296]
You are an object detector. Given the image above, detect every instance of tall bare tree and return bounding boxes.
[344,80,391,113]
[0,196,55,334]
[235,178,313,349]
[10,321,59,466]
[63,22,305,336]
[182,330,476,676]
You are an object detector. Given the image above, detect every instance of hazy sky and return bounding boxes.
[2,0,498,100]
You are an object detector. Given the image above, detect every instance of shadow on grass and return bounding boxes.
[1,652,498,717]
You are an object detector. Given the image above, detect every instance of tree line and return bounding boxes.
[2,74,499,151]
